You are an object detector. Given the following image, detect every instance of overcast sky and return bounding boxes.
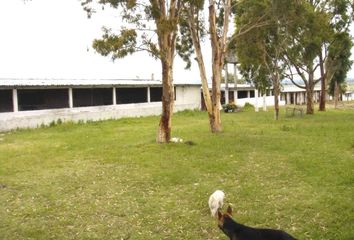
[0,0,353,82]
[0,0,206,82]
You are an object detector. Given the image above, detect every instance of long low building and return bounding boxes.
[0,79,201,132]
[217,83,286,107]
[217,83,322,107]
[0,78,332,132]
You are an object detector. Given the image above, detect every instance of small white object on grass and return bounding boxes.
[171,137,183,143]
[208,190,225,217]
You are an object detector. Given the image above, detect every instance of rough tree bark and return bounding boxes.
[208,0,231,133]
[273,71,280,120]
[157,57,175,143]
[306,72,315,114]
[155,0,180,143]
[319,52,326,111]
[334,80,339,109]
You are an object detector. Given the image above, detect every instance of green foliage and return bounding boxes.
[81,0,184,62]
[176,10,195,69]
[328,31,354,95]
[233,0,292,94]
[242,102,255,111]
[285,1,332,69]
[93,28,138,60]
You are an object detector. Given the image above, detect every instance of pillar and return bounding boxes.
[147,87,151,103]
[255,89,259,112]
[286,93,289,105]
[113,87,117,105]
[263,94,267,111]
[234,63,238,105]
[234,91,238,102]
[225,64,229,104]
[12,89,18,112]
[68,88,73,108]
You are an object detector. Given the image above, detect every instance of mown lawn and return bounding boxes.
[0,105,353,240]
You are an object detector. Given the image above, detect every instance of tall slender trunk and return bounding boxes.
[209,1,222,133]
[187,8,212,114]
[155,8,179,143]
[334,80,339,109]
[304,68,315,114]
[157,52,174,143]
[306,86,314,114]
[210,47,222,132]
[273,72,280,120]
[208,0,231,133]
[319,52,326,111]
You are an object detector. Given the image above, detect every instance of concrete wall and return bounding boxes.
[235,96,285,108]
[0,86,201,132]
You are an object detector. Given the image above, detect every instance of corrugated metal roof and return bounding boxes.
[282,85,321,92]
[210,83,255,89]
[0,78,201,87]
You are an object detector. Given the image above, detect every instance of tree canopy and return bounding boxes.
[81,0,184,143]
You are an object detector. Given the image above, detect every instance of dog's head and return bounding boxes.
[217,205,235,238]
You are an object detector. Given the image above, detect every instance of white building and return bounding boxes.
[208,83,286,110]
[280,84,322,105]
[0,79,201,132]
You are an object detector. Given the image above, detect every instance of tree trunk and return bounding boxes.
[208,0,231,133]
[273,72,280,120]
[319,51,326,111]
[209,1,222,133]
[157,57,174,143]
[155,9,178,143]
[306,88,314,114]
[305,85,314,114]
[187,8,212,114]
[334,80,339,109]
[210,45,222,132]
[304,70,315,114]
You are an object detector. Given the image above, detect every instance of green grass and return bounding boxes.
[0,106,353,240]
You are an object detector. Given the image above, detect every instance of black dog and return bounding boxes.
[217,206,297,240]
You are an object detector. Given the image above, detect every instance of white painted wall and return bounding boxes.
[236,96,285,108]
[0,86,201,132]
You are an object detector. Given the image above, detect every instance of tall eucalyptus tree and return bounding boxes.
[81,0,184,143]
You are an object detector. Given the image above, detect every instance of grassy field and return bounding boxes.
[0,105,353,239]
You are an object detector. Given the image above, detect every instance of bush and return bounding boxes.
[242,102,255,111]
[222,103,238,113]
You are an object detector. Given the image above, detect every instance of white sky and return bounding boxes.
[0,0,205,82]
[0,0,353,82]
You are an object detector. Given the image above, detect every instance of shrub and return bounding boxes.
[223,103,238,113]
[243,102,255,111]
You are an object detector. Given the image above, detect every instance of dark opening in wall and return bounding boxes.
[73,88,113,107]
[238,90,248,99]
[116,87,147,104]
[0,90,13,112]
[266,89,273,96]
[150,87,162,102]
[281,93,285,101]
[250,90,255,98]
[18,89,69,111]
[221,91,235,105]
[221,91,225,104]
[229,91,234,102]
